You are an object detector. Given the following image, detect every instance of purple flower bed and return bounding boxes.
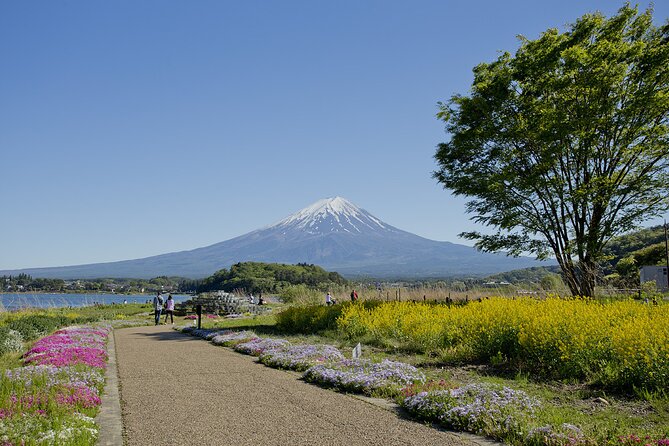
[259,344,344,371]
[211,331,257,346]
[234,338,290,356]
[204,330,233,341]
[303,359,426,395]
[402,383,540,440]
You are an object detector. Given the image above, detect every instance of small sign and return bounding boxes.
[352,342,362,359]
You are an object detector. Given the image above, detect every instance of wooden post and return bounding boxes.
[196,304,202,329]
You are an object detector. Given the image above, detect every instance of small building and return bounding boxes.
[640,265,669,291]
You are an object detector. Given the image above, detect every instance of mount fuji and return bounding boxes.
[2,197,542,279]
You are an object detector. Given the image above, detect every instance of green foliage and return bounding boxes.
[6,315,72,341]
[600,225,668,287]
[539,273,564,291]
[485,266,563,285]
[276,301,383,334]
[434,5,669,297]
[279,284,323,304]
[197,262,348,294]
[275,304,345,334]
[604,225,667,260]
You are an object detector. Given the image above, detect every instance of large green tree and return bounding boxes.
[434,5,669,296]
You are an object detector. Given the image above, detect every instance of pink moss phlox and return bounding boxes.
[24,346,108,368]
[55,385,102,408]
[617,434,669,446]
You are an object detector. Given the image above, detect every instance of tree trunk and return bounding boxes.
[577,259,598,298]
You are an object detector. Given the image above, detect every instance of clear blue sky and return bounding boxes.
[1,1,667,270]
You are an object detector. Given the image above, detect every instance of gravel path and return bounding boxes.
[115,325,479,446]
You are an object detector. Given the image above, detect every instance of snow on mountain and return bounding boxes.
[268,197,395,235]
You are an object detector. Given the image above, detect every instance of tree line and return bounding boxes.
[1,274,196,294]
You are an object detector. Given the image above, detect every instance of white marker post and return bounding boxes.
[352,342,362,359]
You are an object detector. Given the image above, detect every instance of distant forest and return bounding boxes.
[2,274,191,294]
[195,262,348,294]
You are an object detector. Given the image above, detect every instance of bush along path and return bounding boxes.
[0,325,111,445]
[180,326,669,446]
[115,324,472,446]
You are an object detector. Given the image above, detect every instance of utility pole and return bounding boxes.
[664,220,669,290]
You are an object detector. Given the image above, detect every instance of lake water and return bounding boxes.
[0,293,191,311]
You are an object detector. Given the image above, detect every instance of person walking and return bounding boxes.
[164,294,175,324]
[350,289,358,302]
[153,292,163,325]
[325,292,333,306]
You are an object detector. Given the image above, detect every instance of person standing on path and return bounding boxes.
[326,292,334,306]
[163,294,175,324]
[350,289,358,302]
[153,292,163,325]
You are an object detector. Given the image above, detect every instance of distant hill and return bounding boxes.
[481,225,668,287]
[484,266,562,284]
[196,262,347,294]
[602,225,668,287]
[1,197,544,279]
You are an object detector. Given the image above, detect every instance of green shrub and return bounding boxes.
[276,301,383,334]
[7,315,64,341]
[279,284,322,305]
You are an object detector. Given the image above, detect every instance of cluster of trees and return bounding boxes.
[196,262,348,294]
[485,266,562,286]
[1,274,195,294]
[2,274,66,292]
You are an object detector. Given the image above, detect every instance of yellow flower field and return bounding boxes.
[337,297,669,391]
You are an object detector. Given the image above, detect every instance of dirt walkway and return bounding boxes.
[114,325,480,446]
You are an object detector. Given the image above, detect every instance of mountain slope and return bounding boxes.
[1,197,543,279]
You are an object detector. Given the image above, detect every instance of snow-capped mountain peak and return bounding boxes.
[270,197,392,235]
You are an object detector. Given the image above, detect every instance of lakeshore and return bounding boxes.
[0,293,190,311]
